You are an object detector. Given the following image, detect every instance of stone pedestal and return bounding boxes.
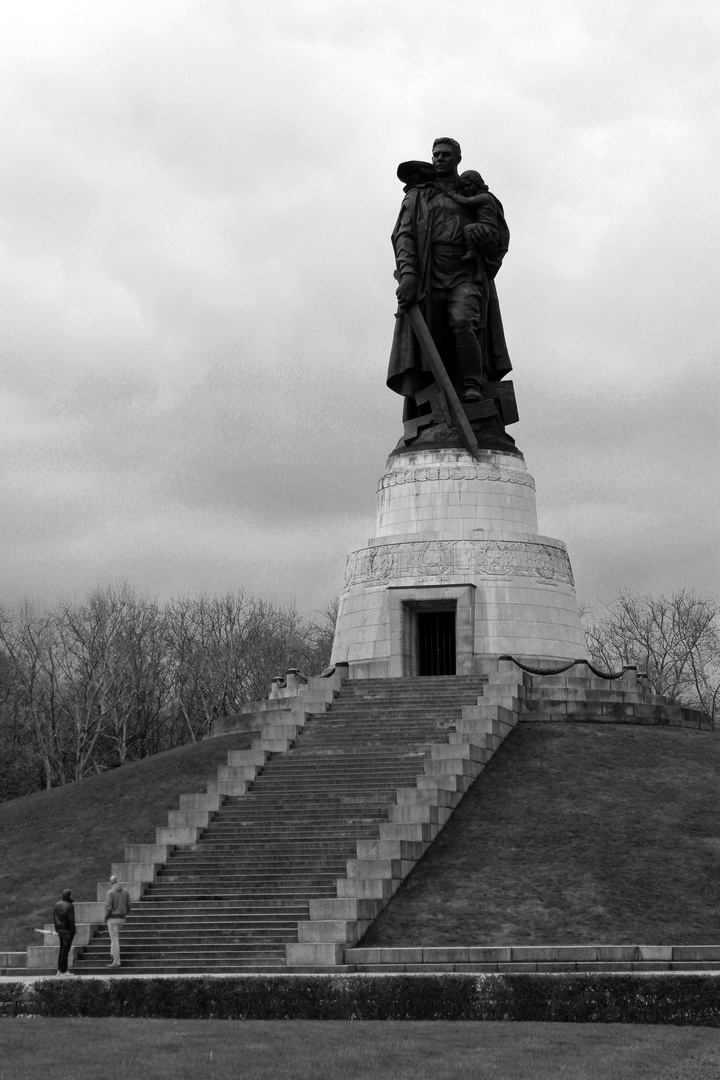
[331,447,587,677]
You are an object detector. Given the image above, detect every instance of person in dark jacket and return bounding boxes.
[53,889,76,976]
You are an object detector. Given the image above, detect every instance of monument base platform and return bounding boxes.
[331,447,587,678]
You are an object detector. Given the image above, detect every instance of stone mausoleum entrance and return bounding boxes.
[404,601,457,677]
[416,610,456,676]
[331,448,588,677]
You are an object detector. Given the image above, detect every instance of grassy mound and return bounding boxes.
[362,722,720,947]
[0,732,254,951]
[4,720,719,957]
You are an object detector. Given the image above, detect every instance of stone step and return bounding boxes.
[158,868,350,878]
[211,806,395,815]
[197,821,385,830]
[167,844,359,856]
[208,810,389,819]
[245,782,414,793]
[76,947,291,960]
[190,830,368,840]
[217,793,398,803]
[191,833,382,843]
[118,912,309,923]
[75,955,288,966]
[153,864,345,872]
[249,769,426,778]
[79,940,292,954]
[152,882,342,893]
[340,685,487,692]
[155,871,345,881]
[283,737,449,747]
[293,749,439,761]
[205,804,395,815]
[215,807,390,815]
[257,760,432,769]
[260,755,433,763]
[203,819,389,830]
[143,885,334,896]
[145,889,335,899]
[159,859,352,871]
[75,962,289,973]
[83,940,300,952]
[322,709,470,716]
[129,910,310,920]
[341,680,487,687]
[297,717,455,725]
[303,725,460,732]
[176,841,361,853]
[258,756,430,765]
[154,869,345,879]
[191,829,382,838]
[310,709,465,717]
[86,929,301,942]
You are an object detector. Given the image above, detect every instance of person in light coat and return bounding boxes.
[105,875,132,968]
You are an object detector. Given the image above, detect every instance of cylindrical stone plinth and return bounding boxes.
[376,447,539,539]
[331,447,588,678]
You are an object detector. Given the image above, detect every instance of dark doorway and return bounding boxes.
[417,610,456,676]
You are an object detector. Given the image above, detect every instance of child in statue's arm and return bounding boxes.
[448,170,498,261]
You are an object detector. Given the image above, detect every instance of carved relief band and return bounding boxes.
[342,539,574,592]
[379,462,535,492]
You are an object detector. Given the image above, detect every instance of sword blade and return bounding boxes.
[406,305,480,460]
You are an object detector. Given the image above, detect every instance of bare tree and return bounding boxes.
[165,592,330,740]
[0,601,69,788]
[0,585,342,800]
[583,590,719,724]
[90,586,173,765]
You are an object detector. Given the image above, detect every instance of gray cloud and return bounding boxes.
[0,0,716,612]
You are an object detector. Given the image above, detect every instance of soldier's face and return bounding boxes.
[432,144,459,175]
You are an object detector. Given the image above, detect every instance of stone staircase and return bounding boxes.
[23,658,709,976]
[72,674,495,973]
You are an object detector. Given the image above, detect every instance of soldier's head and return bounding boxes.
[432,138,462,176]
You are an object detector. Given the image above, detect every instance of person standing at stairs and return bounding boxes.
[105,876,132,968]
[53,888,76,976]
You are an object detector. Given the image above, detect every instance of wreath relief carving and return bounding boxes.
[378,463,536,492]
[342,539,574,592]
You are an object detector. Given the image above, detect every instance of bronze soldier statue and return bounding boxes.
[387,137,518,455]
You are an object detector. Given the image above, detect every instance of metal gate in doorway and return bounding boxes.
[416,610,456,676]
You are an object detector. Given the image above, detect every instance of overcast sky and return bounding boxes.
[0,0,717,618]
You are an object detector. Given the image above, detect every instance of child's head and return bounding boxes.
[458,170,486,196]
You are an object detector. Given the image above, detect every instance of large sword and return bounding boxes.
[405,304,481,461]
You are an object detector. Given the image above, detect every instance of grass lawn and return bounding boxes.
[362,722,720,947]
[2,1019,720,1079]
[0,732,254,952]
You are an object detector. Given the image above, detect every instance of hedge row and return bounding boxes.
[1,974,720,1025]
